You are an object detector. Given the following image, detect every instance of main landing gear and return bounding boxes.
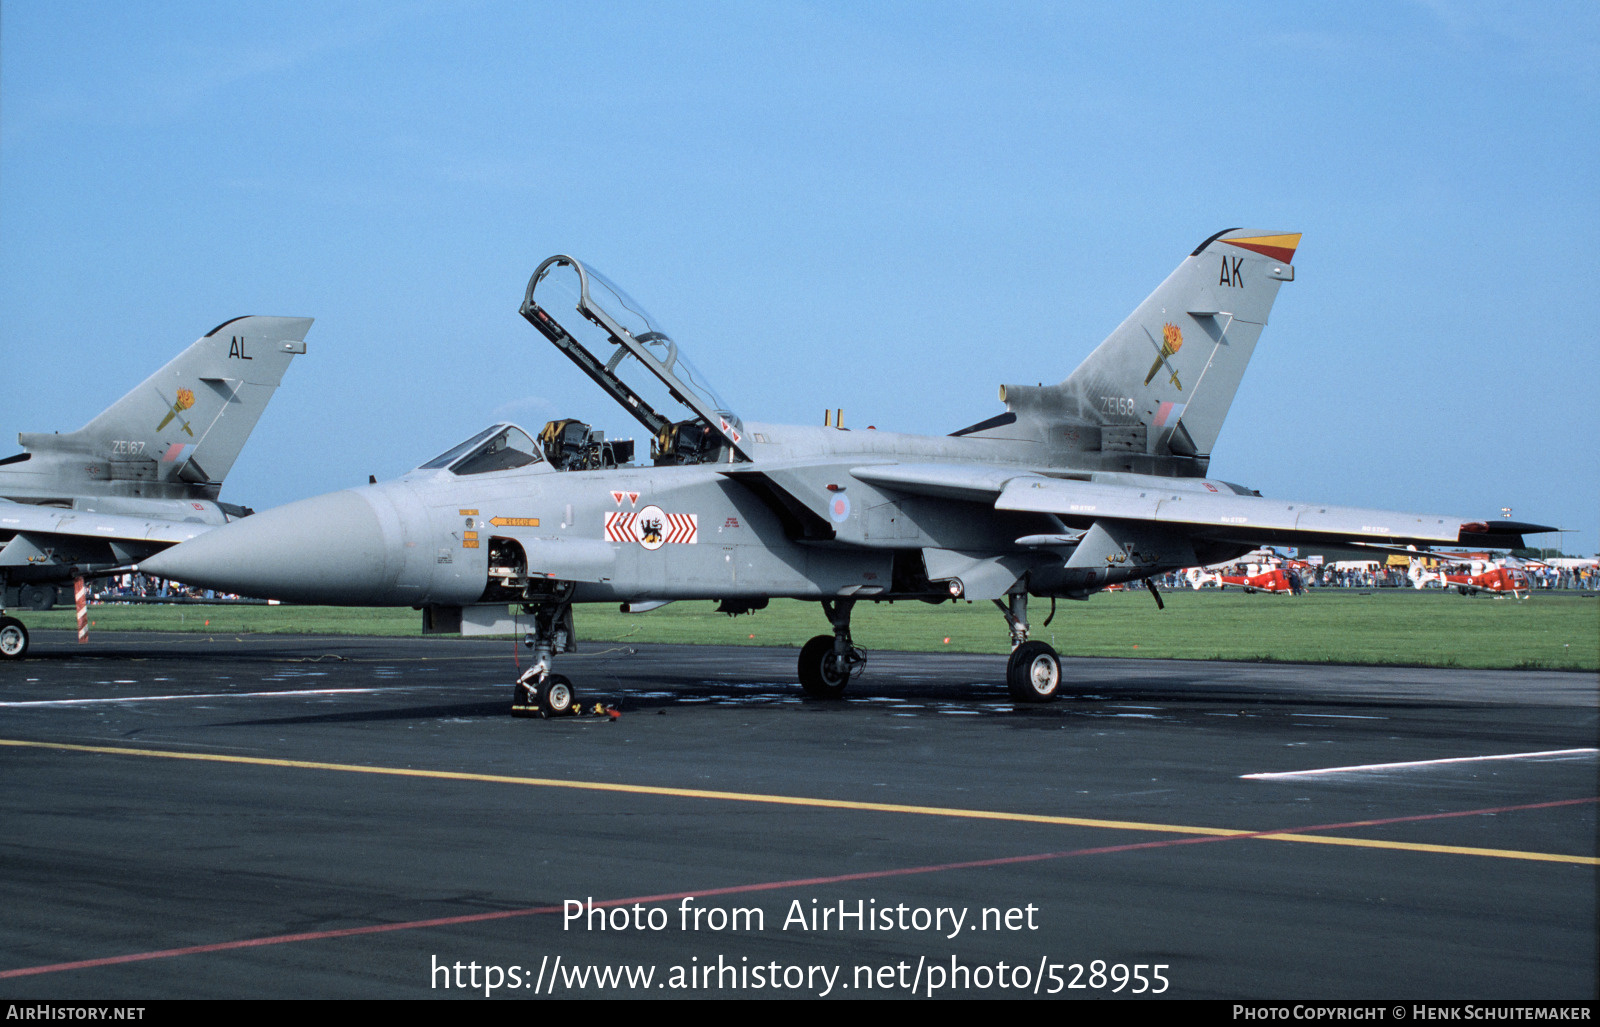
[0,615,28,660]
[511,600,579,718]
[996,591,1061,702]
[797,598,866,698]
[794,592,1064,703]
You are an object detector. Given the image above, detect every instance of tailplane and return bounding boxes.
[17,315,311,489]
[989,229,1299,467]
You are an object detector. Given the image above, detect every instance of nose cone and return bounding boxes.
[140,489,402,604]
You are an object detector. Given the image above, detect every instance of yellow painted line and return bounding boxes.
[1242,832,1593,864]
[3,738,1594,866]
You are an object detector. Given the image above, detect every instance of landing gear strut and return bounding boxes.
[995,592,1061,702]
[798,598,865,698]
[512,600,578,717]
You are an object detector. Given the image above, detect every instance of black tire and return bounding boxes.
[510,679,540,718]
[798,634,849,698]
[25,586,55,612]
[539,674,577,717]
[1006,640,1061,702]
[0,617,29,660]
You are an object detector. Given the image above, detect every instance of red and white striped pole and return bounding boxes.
[74,576,89,643]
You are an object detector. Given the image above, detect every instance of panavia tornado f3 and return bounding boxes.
[137,231,1550,714]
[0,316,311,659]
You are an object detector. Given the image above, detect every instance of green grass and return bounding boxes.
[25,590,1599,670]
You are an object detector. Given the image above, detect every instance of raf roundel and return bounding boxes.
[828,493,851,524]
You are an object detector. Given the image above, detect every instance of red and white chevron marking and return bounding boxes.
[603,510,696,547]
[605,511,635,542]
[663,512,697,544]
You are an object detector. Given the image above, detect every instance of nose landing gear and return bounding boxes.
[511,600,579,718]
[513,670,577,718]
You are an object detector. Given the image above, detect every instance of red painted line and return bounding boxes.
[4,795,1593,980]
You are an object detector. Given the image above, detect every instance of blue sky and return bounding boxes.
[4,1,1596,553]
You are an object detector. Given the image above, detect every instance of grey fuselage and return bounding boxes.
[198,419,1252,615]
[136,235,1543,622]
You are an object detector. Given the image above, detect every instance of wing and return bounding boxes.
[850,463,1549,551]
[0,499,214,582]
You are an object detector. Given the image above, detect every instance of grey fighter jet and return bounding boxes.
[137,231,1549,713]
[0,316,311,658]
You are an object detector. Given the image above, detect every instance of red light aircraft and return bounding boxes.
[1409,555,1530,597]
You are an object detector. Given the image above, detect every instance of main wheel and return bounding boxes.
[25,586,55,611]
[798,634,849,698]
[538,674,577,717]
[1006,640,1061,702]
[0,617,29,660]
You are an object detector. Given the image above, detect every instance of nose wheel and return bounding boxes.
[513,673,578,718]
[510,597,580,718]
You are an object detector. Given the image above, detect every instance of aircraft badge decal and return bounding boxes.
[156,387,197,436]
[1144,323,1184,389]
[606,505,697,549]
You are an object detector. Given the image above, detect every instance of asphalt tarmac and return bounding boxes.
[1,630,1595,1000]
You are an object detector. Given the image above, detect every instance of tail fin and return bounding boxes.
[19,315,311,489]
[997,229,1299,465]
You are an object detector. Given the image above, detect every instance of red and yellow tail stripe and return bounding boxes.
[1222,233,1302,264]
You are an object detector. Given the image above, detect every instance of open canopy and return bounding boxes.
[521,255,749,463]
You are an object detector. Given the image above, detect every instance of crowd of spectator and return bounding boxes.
[1153,560,1597,592]
[90,573,252,603]
[38,561,1600,611]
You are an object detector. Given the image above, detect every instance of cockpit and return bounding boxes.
[418,424,544,475]
[521,256,751,466]
[417,420,637,476]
